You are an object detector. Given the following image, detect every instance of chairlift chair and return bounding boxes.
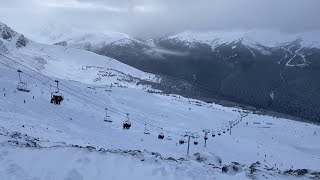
[158,128,165,139]
[212,133,216,137]
[50,80,63,105]
[123,120,131,129]
[144,124,150,135]
[158,133,165,140]
[179,139,185,145]
[16,70,30,92]
[51,92,64,105]
[17,82,30,92]
[104,115,112,123]
[104,108,113,123]
[193,137,199,145]
[123,114,132,129]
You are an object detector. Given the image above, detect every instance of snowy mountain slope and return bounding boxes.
[82,29,320,123]
[0,24,159,89]
[165,30,320,67]
[54,32,146,51]
[0,22,29,49]
[167,30,320,50]
[0,22,320,179]
[0,60,320,180]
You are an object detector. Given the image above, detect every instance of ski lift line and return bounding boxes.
[1,53,166,125]
[0,52,247,129]
[0,56,205,138]
[0,59,179,135]
[0,59,137,122]
[0,54,185,134]
[0,53,158,125]
[0,60,201,138]
[0,63,209,142]
[0,54,134,115]
[0,59,15,69]
[0,60,107,110]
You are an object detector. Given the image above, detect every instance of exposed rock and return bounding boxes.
[0,24,17,40]
[16,35,28,48]
[221,163,243,175]
[0,40,8,53]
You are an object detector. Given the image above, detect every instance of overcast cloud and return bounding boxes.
[0,0,319,40]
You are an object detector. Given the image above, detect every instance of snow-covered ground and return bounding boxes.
[0,22,320,179]
[1,60,320,179]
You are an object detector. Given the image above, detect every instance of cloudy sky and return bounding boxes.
[1,0,320,42]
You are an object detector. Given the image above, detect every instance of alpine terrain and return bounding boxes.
[56,30,320,123]
[0,22,320,180]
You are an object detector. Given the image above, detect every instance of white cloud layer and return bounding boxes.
[0,0,319,40]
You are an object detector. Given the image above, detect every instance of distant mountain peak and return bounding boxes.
[0,22,29,49]
[0,22,18,41]
[55,32,145,51]
[167,30,320,50]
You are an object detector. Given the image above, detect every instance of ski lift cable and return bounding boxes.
[0,55,202,137]
[0,53,155,123]
[0,61,205,139]
[0,59,134,120]
[0,61,210,139]
[0,57,202,138]
[0,59,181,136]
[0,54,182,133]
[0,54,133,113]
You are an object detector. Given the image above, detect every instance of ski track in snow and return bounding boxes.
[247,47,256,57]
[279,44,309,67]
